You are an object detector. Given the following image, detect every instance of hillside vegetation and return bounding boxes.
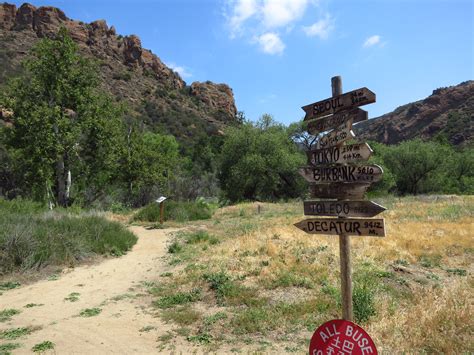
[0,199,137,276]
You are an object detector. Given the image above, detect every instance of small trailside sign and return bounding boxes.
[309,319,377,355]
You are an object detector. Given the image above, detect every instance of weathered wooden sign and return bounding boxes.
[317,119,354,149]
[296,76,384,324]
[294,218,385,237]
[310,182,370,200]
[299,164,383,184]
[305,108,367,134]
[304,200,386,217]
[307,142,373,165]
[302,87,376,120]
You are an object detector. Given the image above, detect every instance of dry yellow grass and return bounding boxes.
[154,196,473,353]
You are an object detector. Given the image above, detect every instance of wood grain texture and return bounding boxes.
[302,87,376,120]
[303,200,386,217]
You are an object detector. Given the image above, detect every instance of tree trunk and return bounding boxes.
[56,155,67,207]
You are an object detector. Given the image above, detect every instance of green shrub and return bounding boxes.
[133,199,213,223]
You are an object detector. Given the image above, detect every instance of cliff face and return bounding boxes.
[0,2,238,137]
[355,81,474,146]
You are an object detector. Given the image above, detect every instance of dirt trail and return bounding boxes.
[0,226,191,354]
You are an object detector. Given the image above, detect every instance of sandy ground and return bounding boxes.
[0,226,195,354]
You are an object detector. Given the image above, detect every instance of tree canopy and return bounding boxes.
[218,115,306,202]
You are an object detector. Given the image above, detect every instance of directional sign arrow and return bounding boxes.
[307,142,373,165]
[294,218,385,237]
[303,200,386,217]
[299,164,383,184]
[305,109,368,135]
[310,182,370,200]
[302,87,376,120]
[317,119,354,149]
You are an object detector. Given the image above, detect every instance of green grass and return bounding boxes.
[24,303,44,308]
[161,306,201,326]
[203,271,263,307]
[133,199,213,223]
[64,292,80,302]
[0,199,137,274]
[0,282,21,291]
[0,342,21,354]
[0,309,20,322]
[31,341,54,353]
[79,308,102,317]
[153,289,201,309]
[0,327,35,340]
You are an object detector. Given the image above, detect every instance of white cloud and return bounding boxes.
[225,0,326,55]
[302,14,334,39]
[257,32,285,55]
[261,0,309,28]
[227,0,310,32]
[363,35,381,48]
[166,62,192,78]
[228,0,258,37]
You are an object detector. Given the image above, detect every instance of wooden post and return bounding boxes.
[332,75,354,321]
[160,202,164,225]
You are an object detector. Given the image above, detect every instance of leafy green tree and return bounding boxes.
[218,115,306,202]
[381,139,450,195]
[366,141,396,195]
[123,125,179,206]
[1,28,123,206]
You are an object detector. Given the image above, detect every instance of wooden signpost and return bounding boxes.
[303,200,386,217]
[302,87,376,120]
[317,118,354,149]
[310,182,370,200]
[295,76,386,323]
[305,108,367,135]
[294,218,385,237]
[299,164,383,184]
[307,142,373,165]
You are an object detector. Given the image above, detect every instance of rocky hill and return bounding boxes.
[355,81,474,146]
[0,2,238,138]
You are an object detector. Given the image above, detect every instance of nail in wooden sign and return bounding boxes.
[303,200,386,217]
[317,119,354,149]
[302,87,376,120]
[305,109,367,135]
[307,142,373,165]
[310,182,370,200]
[299,164,383,184]
[294,218,385,237]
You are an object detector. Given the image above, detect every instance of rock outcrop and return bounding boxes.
[0,2,238,136]
[355,81,474,146]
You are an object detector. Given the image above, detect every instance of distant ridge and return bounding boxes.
[355,81,474,146]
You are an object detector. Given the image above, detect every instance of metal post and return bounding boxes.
[160,202,164,225]
[332,75,354,321]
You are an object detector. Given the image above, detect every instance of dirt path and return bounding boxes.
[0,226,191,354]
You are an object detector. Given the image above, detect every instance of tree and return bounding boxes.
[218,115,306,202]
[381,139,449,195]
[122,125,179,206]
[2,28,123,207]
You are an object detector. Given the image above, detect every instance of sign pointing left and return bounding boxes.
[302,87,376,120]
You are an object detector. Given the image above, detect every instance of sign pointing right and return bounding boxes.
[304,200,386,217]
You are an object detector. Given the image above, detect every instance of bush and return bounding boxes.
[0,199,137,273]
[133,199,213,223]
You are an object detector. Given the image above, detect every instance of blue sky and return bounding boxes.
[10,0,474,125]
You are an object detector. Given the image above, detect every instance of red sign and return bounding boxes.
[309,319,377,355]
